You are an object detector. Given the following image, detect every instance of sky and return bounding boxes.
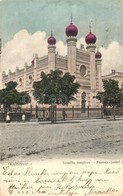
[0,0,123,87]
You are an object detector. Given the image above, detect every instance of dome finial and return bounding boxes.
[89,21,92,33]
[70,13,73,24]
[51,30,53,36]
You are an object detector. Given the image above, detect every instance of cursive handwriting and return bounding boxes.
[2,162,122,196]
[86,187,118,195]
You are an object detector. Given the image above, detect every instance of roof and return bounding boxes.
[102,70,123,79]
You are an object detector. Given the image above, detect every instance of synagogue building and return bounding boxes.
[2,19,104,108]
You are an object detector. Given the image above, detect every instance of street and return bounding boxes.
[1,119,123,161]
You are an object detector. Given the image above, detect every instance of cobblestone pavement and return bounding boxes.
[0,119,123,161]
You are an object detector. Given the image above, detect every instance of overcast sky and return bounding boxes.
[0,0,123,87]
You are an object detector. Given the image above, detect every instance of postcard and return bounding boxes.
[0,0,123,196]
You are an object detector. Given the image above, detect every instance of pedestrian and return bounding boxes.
[62,109,67,120]
[6,112,10,123]
[22,113,26,122]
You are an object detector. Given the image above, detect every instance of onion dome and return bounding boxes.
[95,50,102,59]
[65,16,78,37]
[66,23,78,37]
[85,32,96,44]
[47,32,56,45]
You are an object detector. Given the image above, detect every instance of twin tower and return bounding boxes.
[47,18,102,94]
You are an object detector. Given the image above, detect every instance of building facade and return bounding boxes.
[2,19,103,108]
[102,69,123,89]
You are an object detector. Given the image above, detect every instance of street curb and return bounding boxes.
[0,118,107,125]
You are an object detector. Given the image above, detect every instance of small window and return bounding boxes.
[19,78,22,83]
[29,75,32,80]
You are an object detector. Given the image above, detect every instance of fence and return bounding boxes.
[0,106,123,122]
[22,106,104,121]
[0,112,31,122]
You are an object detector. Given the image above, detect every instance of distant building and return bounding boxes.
[2,19,103,108]
[102,69,123,89]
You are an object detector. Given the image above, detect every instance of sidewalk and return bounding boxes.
[1,117,123,126]
[0,118,106,125]
[106,116,123,120]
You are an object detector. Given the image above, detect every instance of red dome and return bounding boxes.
[85,32,96,44]
[47,35,56,45]
[66,22,78,37]
[95,50,102,59]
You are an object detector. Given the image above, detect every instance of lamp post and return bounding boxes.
[100,94,104,118]
[36,104,38,119]
[42,94,45,106]
[59,90,61,104]
[50,103,56,124]
[42,94,46,119]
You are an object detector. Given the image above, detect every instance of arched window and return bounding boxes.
[29,75,32,80]
[19,78,22,83]
[28,75,33,84]
[18,78,22,86]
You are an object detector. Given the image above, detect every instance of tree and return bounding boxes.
[0,81,31,111]
[33,70,80,106]
[17,91,31,106]
[96,79,123,120]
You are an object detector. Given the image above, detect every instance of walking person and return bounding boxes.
[6,112,10,123]
[22,113,26,122]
